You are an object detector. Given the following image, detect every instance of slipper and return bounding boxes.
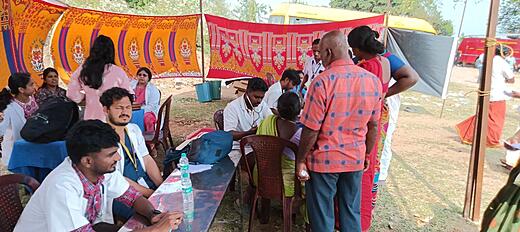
[500,159,513,170]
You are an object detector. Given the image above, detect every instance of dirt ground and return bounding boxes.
[2,66,519,231]
[162,66,520,231]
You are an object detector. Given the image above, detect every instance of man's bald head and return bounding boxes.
[319,30,350,67]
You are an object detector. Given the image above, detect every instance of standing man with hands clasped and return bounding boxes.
[296,31,382,232]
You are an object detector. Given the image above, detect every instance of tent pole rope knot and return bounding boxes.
[485,38,498,47]
[464,90,491,97]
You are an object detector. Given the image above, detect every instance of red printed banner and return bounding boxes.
[205,14,385,80]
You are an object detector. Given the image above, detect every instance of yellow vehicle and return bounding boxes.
[268,3,437,34]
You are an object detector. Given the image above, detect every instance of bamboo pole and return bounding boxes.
[199,0,206,82]
[462,0,501,221]
[440,0,469,118]
[383,0,391,47]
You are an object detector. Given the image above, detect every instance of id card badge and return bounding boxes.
[137,177,150,188]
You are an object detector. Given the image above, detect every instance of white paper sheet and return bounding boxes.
[188,164,213,174]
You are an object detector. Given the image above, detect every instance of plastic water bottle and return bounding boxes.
[179,154,192,191]
[182,189,194,231]
[179,153,189,174]
[182,187,194,227]
[179,153,194,226]
[179,153,192,193]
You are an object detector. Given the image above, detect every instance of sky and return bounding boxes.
[252,0,491,36]
[439,0,490,36]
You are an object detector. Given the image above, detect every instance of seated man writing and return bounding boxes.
[15,120,182,231]
[100,87,163,219]
[263,69,301,113]
[224,78,272,163]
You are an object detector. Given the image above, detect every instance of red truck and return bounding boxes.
[456,36,520,70]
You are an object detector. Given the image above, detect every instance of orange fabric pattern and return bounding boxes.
[51,8,201,84]
[1,0,66,87]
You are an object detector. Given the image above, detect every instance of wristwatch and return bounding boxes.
[152,209,162,215]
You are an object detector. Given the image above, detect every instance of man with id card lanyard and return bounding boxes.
[14,120,183,232]
[299,39,325,97]
[100,87,163,220]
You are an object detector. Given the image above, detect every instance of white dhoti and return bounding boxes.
[379,94,401,181]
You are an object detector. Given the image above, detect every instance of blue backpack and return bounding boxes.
[188,130,233,164]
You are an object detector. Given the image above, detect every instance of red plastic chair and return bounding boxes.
[240,135,302,232]
[144,95,173,153]
[0,174,40,232]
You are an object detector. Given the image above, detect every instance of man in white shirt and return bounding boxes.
[490,53,515,101]
[457,46,515,147]
[300,39,325,93]
[224,77,272,143]
[263,69,301,112]
[15,120,182,232]
[224,78,272,163]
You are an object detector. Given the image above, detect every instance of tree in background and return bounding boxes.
[330,0,391,13]
[233,0,269,22]
[330,0,453,35]
[125,0,155,9]
[208,0,232,18]
[64,0,265,22]
[498,0,520,34]
[63,0,200,15]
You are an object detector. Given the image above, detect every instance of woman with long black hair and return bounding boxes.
[67,35,133,121]
[0,73,38,165]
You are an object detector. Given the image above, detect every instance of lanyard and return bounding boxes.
[121,128,138,171]
[312,62,322,79]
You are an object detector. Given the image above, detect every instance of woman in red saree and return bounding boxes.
[348,26,391,232]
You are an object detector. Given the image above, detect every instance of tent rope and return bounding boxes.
[464,90,491,97]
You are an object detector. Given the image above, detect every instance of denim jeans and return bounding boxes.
[306,171,363,232]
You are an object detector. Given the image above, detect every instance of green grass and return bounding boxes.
[170,97,229,123]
